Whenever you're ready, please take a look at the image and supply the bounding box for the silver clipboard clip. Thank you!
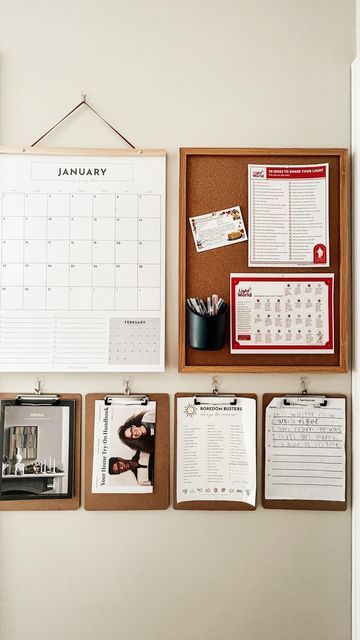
[282,377,327,407]
[194,395,237,406]
[104,377,149,406]
[193,376,238,406]
[104,395,149,406]
[283,396,327,407]
[16,394,60,406]
[16,379,59,405]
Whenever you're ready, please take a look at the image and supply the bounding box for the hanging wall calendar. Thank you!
[0,148,166,372]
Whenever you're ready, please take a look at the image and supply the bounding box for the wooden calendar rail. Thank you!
[0,147,166,156]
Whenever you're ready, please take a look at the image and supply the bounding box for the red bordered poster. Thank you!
[230,273,334,354]
[248,164,329,267]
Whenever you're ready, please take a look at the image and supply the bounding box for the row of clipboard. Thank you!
[0,388,347,511]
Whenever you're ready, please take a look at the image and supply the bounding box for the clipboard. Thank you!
[262,393,347,511]
[174,392,257,511]
[85,393,169,510]
[0,392,81,511]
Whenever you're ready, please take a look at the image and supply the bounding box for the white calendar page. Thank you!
[0,149,166,372]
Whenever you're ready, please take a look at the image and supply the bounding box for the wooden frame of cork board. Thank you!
[262,393,347,511]
[174,392,257,511]
[0,393,81,511]
[178,148,349,373]
[84,393,169,510]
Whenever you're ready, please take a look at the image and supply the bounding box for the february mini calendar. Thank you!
[0,149,166,372]
[230,273,334,354]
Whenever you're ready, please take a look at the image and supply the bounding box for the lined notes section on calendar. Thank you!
[0,150,166,371]
[54,317,107,367]
[0,313,162,371]
[0,316,53,365]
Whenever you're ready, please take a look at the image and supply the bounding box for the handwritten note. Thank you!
[265,396,346,501]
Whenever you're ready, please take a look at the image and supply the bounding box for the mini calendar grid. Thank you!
[0,149,166,372]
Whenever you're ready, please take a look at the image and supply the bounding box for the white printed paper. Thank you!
[189,206,247,252]
[265,396,345,501]
[248,164,329,267]
[0,151,166,371]
[176,396,256,505]
[92,400,156,494]
[230,273,334,354]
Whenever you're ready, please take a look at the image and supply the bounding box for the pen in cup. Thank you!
[187,294,225,317]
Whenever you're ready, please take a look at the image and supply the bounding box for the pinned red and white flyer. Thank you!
[230,273,334,354]
[248,164,329,267]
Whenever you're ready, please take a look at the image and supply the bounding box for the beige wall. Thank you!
[0,1,355,639]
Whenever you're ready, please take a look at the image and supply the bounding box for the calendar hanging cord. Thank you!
[30,97,136,149]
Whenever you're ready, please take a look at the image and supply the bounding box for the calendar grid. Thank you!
[0,192,161,313]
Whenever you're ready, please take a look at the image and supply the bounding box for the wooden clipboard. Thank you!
[0,393,81,511]
[85,393,169,510]
[262,393,347,511]
[174,392,257,511]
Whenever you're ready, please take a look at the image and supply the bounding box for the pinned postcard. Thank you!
[189,206,247,252]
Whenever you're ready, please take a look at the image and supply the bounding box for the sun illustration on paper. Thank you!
[184,403,197,418]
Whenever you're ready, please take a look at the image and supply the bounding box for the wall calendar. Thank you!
[0,148,166,372]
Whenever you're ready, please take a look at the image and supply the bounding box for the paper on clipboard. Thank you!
[176,395,256,505]
[91,399,156,494]
[265,396,346,502]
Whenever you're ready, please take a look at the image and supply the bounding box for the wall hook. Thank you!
[211,376,219,395]
[123,377,131,396]
[300,376,308,395]
[34,377,44,395]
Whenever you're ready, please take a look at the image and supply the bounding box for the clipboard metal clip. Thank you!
[283,378,327,407]
[16,378,59,405]
[104,395,149,406]
[104,377,149,406]
[193,376,237,406]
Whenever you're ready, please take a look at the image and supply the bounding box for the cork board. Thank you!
[0,393,81,511]
[262,393,347,511]
[84,393,169,510]
[179,148,349,372]
[174,392,257,511]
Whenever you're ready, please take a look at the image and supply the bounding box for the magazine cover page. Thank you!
[92,401,156,493]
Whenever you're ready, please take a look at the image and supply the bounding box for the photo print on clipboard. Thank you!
[0,399,75,501]
[92,400,156,494]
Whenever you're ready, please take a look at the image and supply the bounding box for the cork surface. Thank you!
[179,148,349,372]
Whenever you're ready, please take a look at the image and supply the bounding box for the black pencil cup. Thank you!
[187,304,227,350]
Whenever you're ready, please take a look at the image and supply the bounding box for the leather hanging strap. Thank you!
[31,99,136,148]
